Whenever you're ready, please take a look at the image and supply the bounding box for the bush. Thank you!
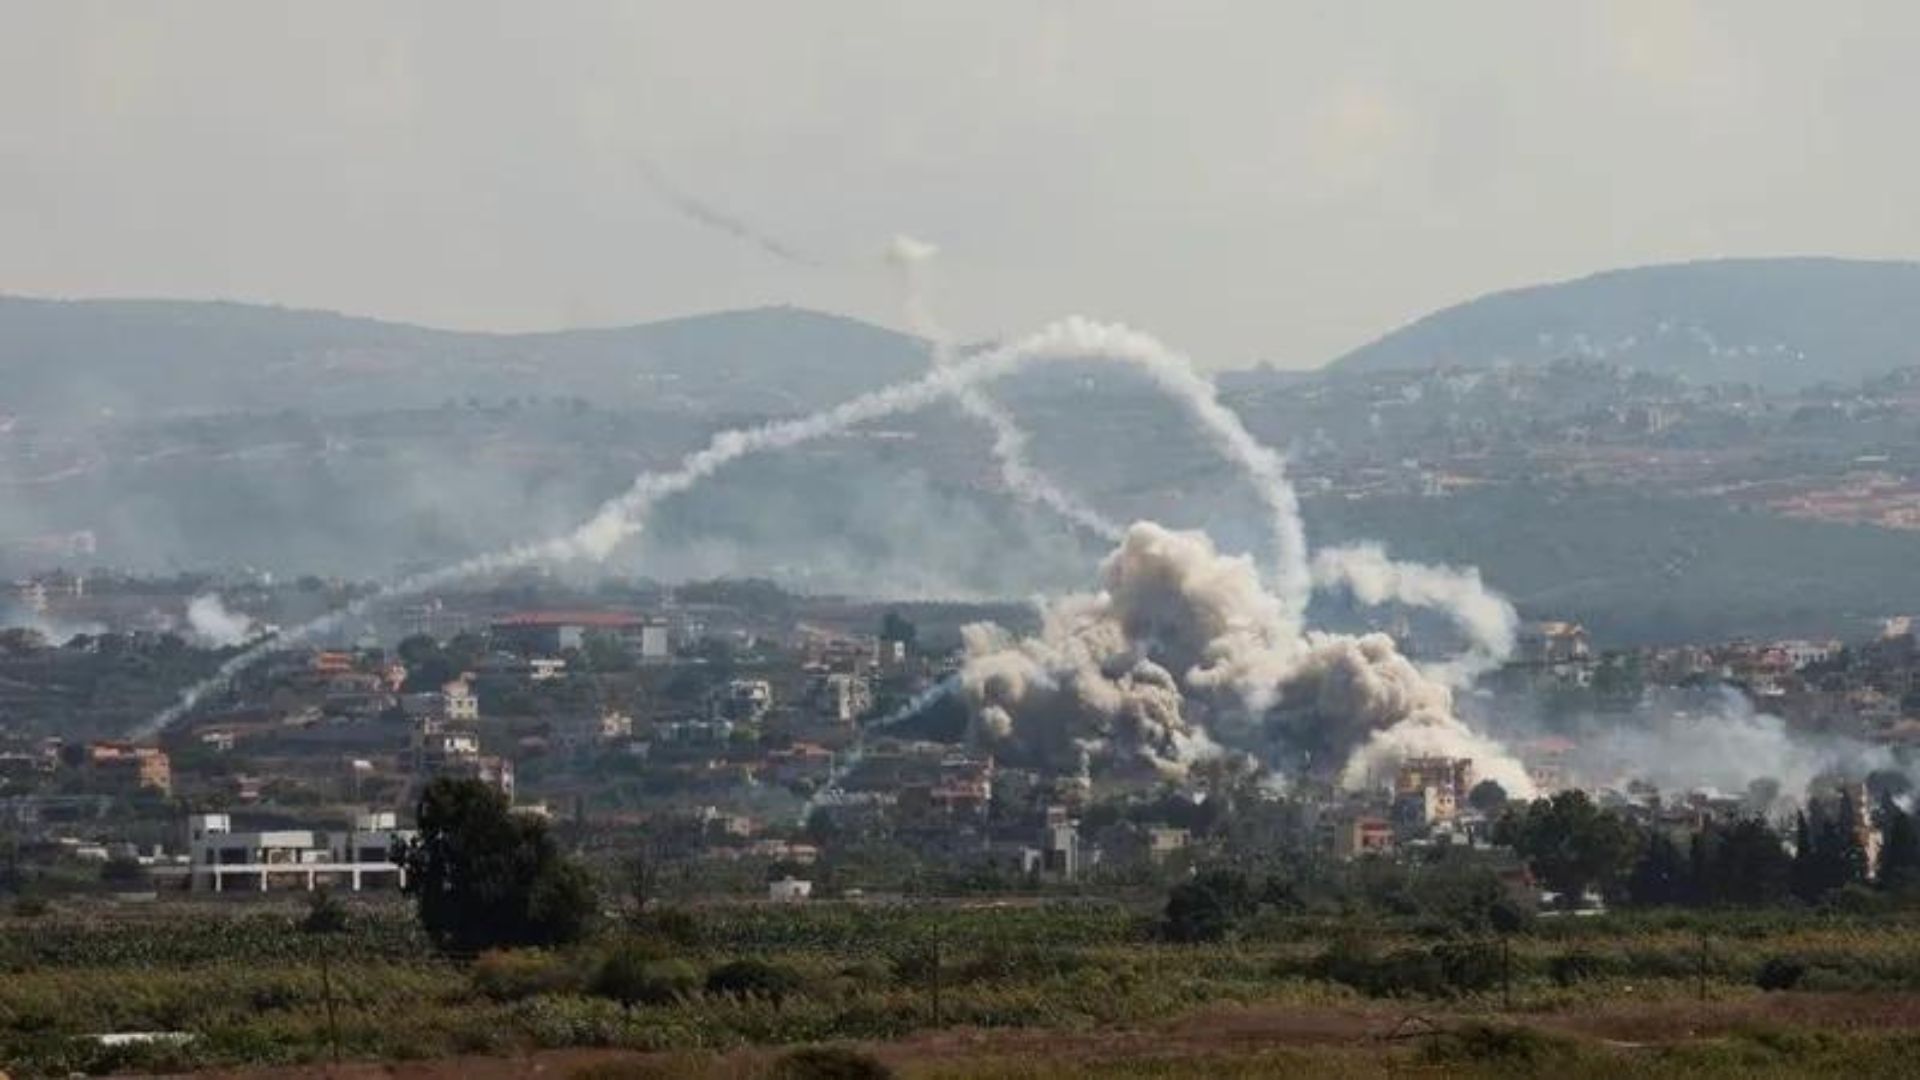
[1312,940,1501,997]
[472,948,582,1001]
[1548,949,1612,987]
[770,1045,895,1079]
[591,945,699,1006]
[1756,955,1808,992]
[705,958,804,1002]
[1420,1022,1576,1067]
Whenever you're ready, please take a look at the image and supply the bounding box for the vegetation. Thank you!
[397,777,600,953]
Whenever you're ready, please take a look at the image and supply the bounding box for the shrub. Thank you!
[1420,1022,1576,1067]
[1312,940,1501,997]
[592,949,700,1007]
[1548,949,1611,987]
[770,1045,895,1079]
[473,949,584,1002]
[1755,955,1808,992]
[706,958,805,1002]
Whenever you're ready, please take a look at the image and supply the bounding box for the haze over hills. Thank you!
[11,261,1920,643]
[1331,257,1920,391]
[0,297,928,421]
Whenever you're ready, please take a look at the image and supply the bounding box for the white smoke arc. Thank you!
[1310,543,1519,685]
[136,316,1287,737]
[888,235,1123,543]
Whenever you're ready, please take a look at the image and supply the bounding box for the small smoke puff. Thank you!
[887,234,940,266]
[186,593,257,648]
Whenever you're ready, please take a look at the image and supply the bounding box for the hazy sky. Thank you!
[3,1,1917,368]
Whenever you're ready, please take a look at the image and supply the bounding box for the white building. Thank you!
[819,673,873,723]
[186,811,413,893]
[639,621,671,662]
[768,876,812,903]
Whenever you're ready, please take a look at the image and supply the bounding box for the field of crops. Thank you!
[9,899,1920,1076]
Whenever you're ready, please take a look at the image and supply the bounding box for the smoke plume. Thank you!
[958,521,1534,793]
[1311,543,1518,685]
[185,593,260,648]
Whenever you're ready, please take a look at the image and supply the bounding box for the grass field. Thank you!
[9,898,1920,1076]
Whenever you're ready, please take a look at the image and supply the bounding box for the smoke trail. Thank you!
[638,156,819,267]
[135,317,1267,737]
[887,235,1122,543]
[799,674,961,823]
[1310,543,1518,685]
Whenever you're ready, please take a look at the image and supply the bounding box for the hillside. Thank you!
[1330,257,1920,390]
[0,298,928,420]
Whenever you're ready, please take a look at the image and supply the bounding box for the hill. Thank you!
[0,297,928,420]
[1329,257,1920,390]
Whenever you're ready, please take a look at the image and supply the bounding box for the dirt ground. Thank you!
[171,992,1920,1079]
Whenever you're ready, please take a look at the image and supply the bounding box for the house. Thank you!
[491,611,646,655]
[186,811,413,893]
[1327,812,1394,859]
[83,742,172,795]
[769,876,812,903]
[1146,826,1191,865]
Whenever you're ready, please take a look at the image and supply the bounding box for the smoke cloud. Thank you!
[958,521,1534,794]
[185,592,260,648]
[1311,543,1519,685]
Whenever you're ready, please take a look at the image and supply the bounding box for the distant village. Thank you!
[3,568,1918,907]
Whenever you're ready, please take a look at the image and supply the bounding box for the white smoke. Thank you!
[958,521,1534,793]
[185,593,259,648]
[1568,687,1898,800]
[1311,543,1518,685]
[887,235,1122,543]
[136,310,1519,796]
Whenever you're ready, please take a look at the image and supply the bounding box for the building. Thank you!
[815,672,873,723]
[1042,805,1084,881]
[186,811,413,893]
[84,742,172,795]
[1327,812,1394,859]
[491,611,646,655]
[1394,757,1475,803]
[639,620,671,662]
[1146,826,1192,865]
[769,876,812,903]
[1519,622,1592,665]
[715,680,773,723]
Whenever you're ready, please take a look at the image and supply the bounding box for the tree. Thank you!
[1693,818,1792,907]
[1467,780,1509,815]
[1494,791,1640,908]
[1627,830,1693,907]
[880,611,917,652]
[397,778,598,953]
[1792,795,1869,903]
[1162,867,1256,942]
[301,888,349,1064]
[1877,797,1920,893]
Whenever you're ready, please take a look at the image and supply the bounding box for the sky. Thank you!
[2,1,1918,369]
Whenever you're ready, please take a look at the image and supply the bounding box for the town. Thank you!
[5,568,1915,914]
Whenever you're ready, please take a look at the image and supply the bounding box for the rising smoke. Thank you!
[136,309,1534,797]
[957,521,1536,795]
[184,593,261,648]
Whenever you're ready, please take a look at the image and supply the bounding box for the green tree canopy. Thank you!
[1494,791,1640,908]
[397,778,597,953]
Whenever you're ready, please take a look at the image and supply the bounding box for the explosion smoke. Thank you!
[958,522,1535,794]
[185,593,260,648]
[1310,543,1519,685]
[138,312,1525,797]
